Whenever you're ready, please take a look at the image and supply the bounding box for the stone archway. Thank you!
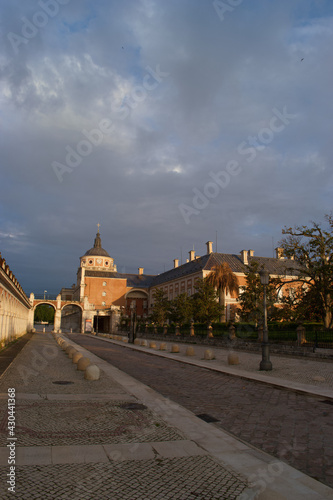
[61,304,82,333]
[33,302,56,332]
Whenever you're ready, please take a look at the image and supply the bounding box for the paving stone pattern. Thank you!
[72,334,333,489]
[0,399,184,446]
[0,456,247,500]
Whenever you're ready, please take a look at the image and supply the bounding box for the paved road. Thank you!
[72,334,333,490]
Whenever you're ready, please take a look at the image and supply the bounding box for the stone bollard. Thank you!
[72,352,83,364]
[65,345,74,354]
[228,352,239,365]
[297,324,306,346]
[159,343,167,351]
[84,364,100,380]
[134,339,141,345]
[68,348,77,359]
[171,344,180,353]
[149,341,157,349]
[43,327,45,333]
[190,322,195,337]
[140,339,148,347]
[204,349,215,360]
[62,342,69,351]
[186,346,195,356]
[77,357,91,371]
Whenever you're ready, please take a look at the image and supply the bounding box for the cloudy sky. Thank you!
[0,0,332,295]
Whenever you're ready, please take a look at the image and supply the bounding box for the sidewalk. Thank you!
[0,332,331,499]
[99,334,333,399]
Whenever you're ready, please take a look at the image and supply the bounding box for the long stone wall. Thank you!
[0,253,33,348]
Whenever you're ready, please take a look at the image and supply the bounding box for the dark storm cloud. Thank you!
[0,0,332,293]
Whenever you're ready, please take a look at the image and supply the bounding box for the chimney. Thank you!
[275,247,284,260]
[206,241,213,255]
[189,250,195,262]
[173,259,179,268]
[240,250,248,265]
[248,249,254,257]
[138,267,144,275]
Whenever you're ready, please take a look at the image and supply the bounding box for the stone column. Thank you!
[190,321,195,337]
[207,324,213,338]
[228,324,236,340]
[297,324,306,345]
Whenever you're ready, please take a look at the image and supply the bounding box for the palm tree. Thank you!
[206,262,239,322]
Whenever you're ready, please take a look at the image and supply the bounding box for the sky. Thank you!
[0,0,332,295]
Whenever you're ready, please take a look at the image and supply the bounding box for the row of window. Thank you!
[82,259,112,267]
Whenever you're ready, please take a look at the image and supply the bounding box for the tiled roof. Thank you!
[151,252,301,287]
[151,255,211,286]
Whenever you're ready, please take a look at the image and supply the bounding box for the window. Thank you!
[88,259,93,265]
[102,301,106,306]
[103,281,107,286]
[102,291,106,297]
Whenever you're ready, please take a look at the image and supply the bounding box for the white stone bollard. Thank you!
[171,344,180,353]
[84,364,100,380]
[72,352,83,364]
[77,357,91,371]
[228,352,239,365]
[204,349,215,360]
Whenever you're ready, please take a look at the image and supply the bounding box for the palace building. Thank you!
[60,228,300,333]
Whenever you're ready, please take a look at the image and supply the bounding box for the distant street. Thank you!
[72,334,333,489]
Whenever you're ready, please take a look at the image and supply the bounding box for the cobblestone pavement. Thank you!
[0,456,246,500]
[0,399,184,446]
[167,342,333,389]
[72,334,333,489]
[0,334,249,499]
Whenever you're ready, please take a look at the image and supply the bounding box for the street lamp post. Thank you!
[96,310,99,335]
[44,290,47,300]
[259,269,272,371]
[129,301,136,343]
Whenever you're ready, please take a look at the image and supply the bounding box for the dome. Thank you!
[84,231,111,258]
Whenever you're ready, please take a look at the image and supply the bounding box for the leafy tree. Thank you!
[206,262,239,322]
[277,284,323,323]
[191,279,222,325]
[34,304,55,323]
[150,289,169,325]
[237,261,281,324]
[169,293,193,325]
[280,215,333,329]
